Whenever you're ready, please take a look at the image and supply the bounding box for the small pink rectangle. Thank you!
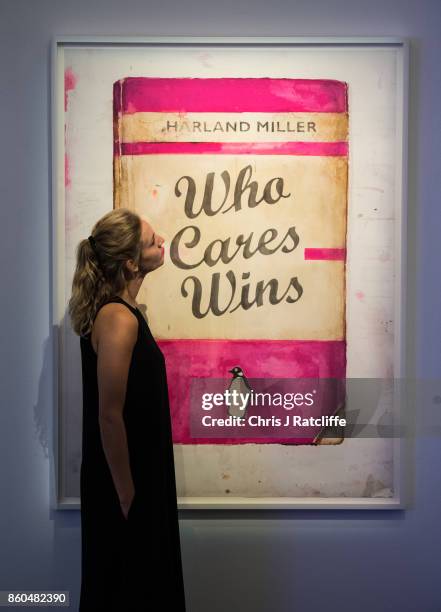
[304,248,346,261]
[118,141,348,157]
[114,78,348,114]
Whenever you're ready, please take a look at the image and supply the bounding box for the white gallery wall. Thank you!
[0,1,440,611]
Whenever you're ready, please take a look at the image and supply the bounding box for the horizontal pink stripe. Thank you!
[304,248,347,261]
[113,78,348,114]
[117,141,348,156]
[158,339,346,445]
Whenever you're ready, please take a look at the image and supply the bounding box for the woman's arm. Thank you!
[95,304,138,513]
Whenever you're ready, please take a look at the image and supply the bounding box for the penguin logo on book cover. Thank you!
[226,366,252,420]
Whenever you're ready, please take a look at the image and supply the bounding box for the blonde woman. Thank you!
[68,208,186,611]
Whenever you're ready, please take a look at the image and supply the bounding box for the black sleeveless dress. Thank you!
[79,295,186,611]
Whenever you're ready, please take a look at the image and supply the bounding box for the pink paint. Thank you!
[159,338,346,444]
[355,291,365,300]
[64,67,77,112]
[64,68,77,188]
[64,122,71,189]
[113,77,348,114]
[65,153,70,188]
[118,141,348,157]
[304,248,346,261]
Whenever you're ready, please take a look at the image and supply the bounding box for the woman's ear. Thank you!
[125,258,139,274]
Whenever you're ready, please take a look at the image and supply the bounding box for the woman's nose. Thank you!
[157,235,164,247]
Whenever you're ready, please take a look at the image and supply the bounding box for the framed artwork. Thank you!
[52,36,409,509]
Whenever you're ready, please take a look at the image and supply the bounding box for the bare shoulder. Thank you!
[92,302,138,352]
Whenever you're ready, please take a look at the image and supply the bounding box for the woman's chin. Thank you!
[153,258,165,271]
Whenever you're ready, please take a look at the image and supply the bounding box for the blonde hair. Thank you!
[68,208,142,337]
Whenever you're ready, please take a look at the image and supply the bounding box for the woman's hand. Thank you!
[120,490,135,520]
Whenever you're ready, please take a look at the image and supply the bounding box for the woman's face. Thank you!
[137,219,165,275]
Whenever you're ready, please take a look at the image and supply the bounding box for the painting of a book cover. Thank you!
[113,77,348,446]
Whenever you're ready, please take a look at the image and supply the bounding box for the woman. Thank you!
[68,208,186,611]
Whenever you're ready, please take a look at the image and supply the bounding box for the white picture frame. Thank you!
[52,36,409,510]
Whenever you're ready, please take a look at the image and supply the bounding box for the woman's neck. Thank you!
[117,276,145,308]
